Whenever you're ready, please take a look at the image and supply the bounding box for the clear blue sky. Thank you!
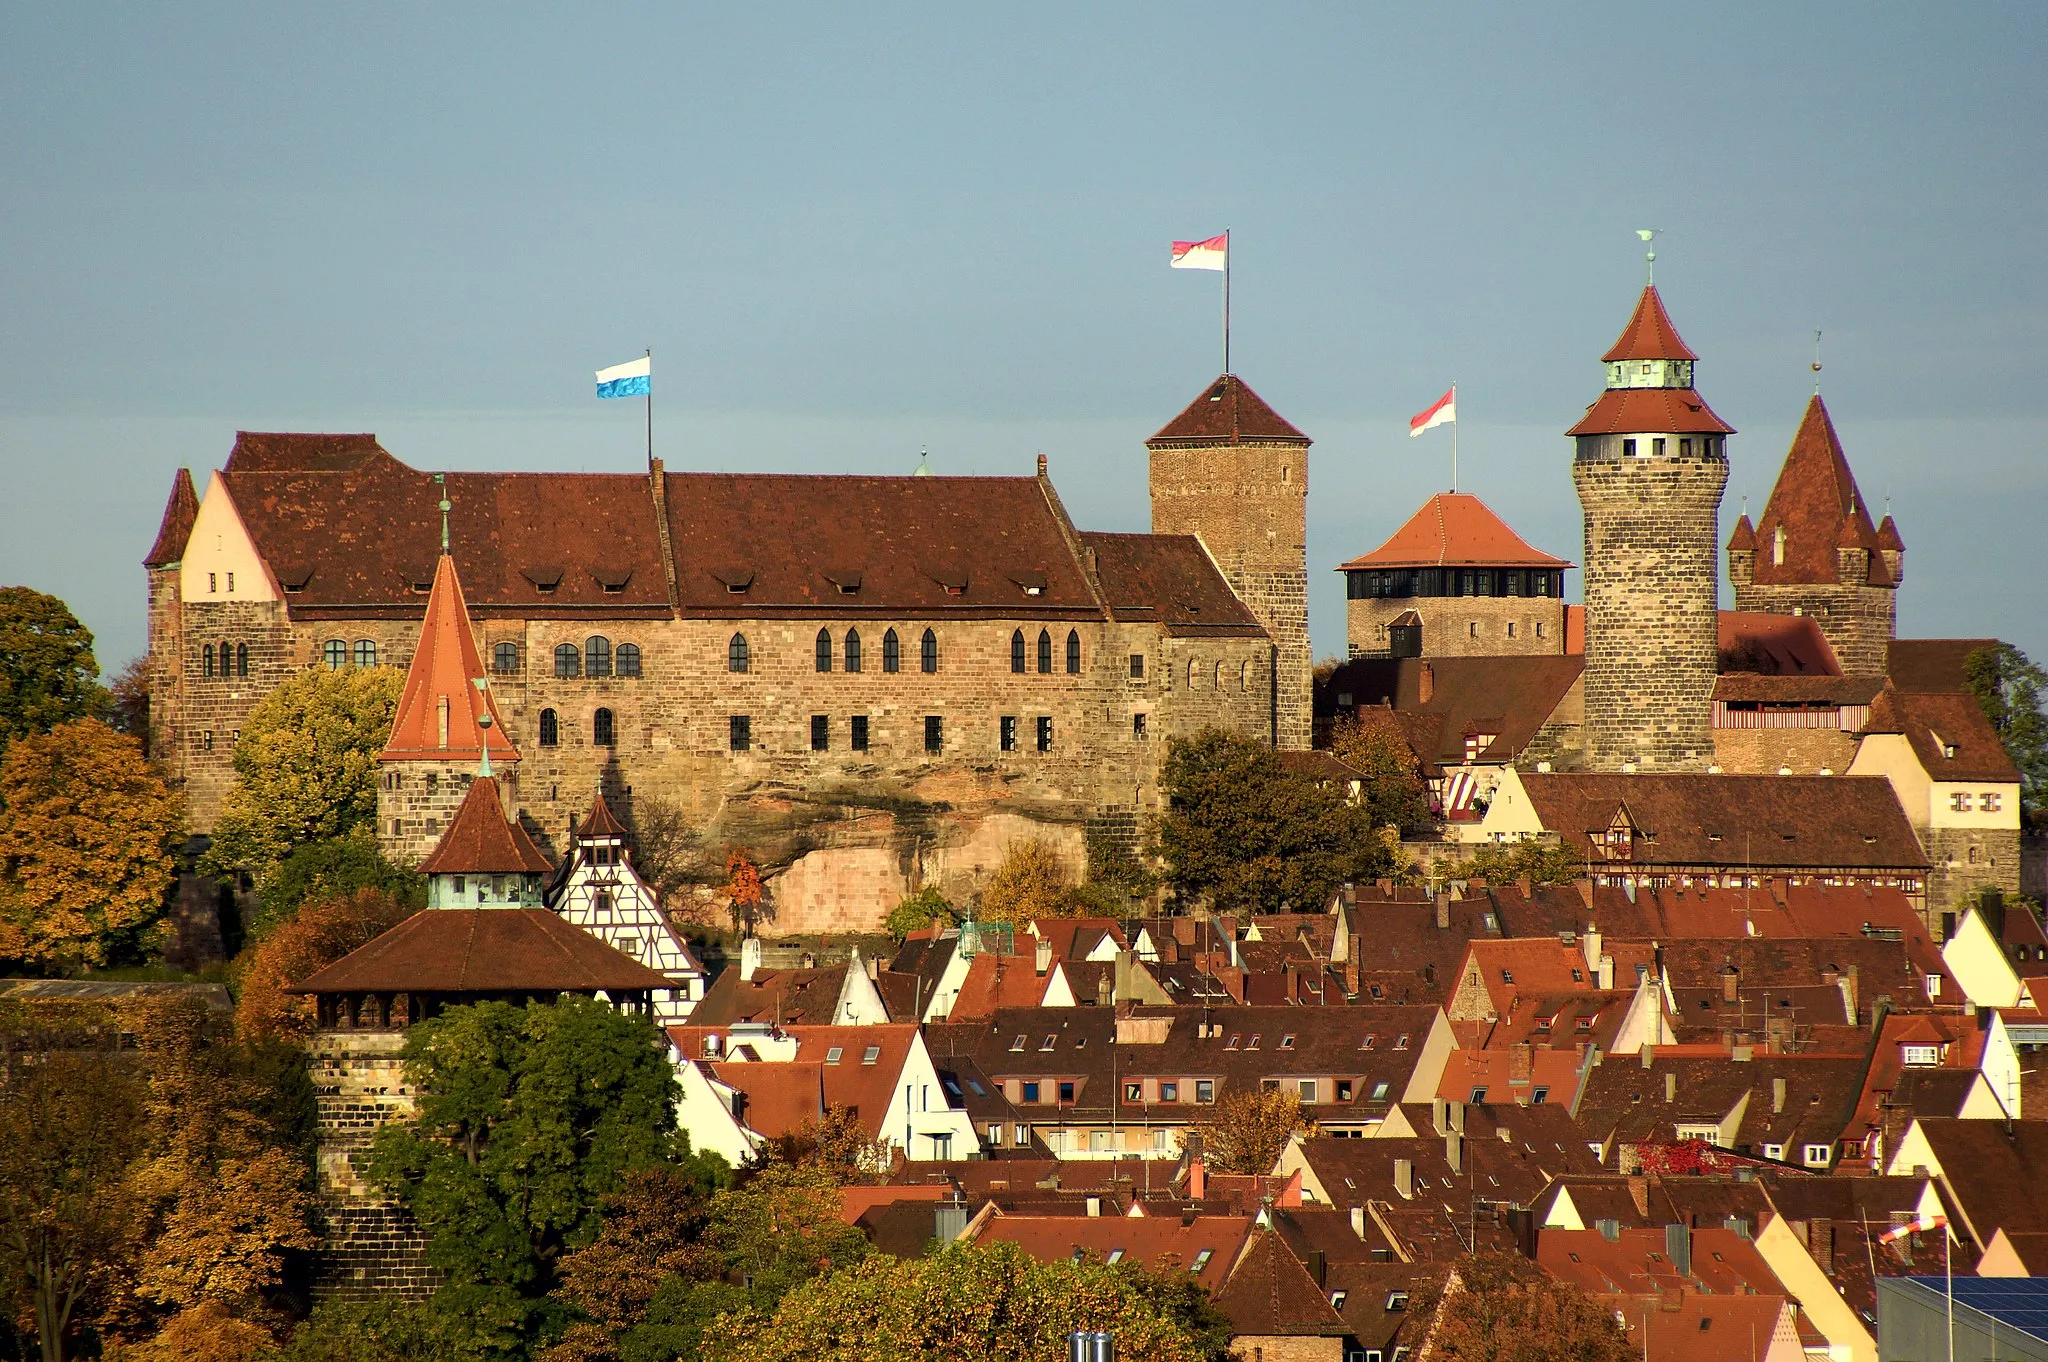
[3,2,2043,672]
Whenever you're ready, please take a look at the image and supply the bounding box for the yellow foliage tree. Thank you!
[0,718,182,967]
[1179,1085,1320,1175]
[977,839,1072,924]
[201,665,404,885]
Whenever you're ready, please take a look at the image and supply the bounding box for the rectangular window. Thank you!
[861,1045,880,1064]
[924,716,943,754]
[1129,653,1145,679]
[1803,1144,1832,1167]
[729,715,751,751]
[207,572,217,593]
[987,1123,1003,1146]
[1298,1079,1317,1101]
[1335,1079,1354,1101]
[825,1046,843,1064]
[226,572,234,592]
[1902,1044,1940,1066]
[1194,1080,1214,1104]
[1000,716,1018,752]
[1124,1082,1142,1102]
[1015,1122,1029,1146]
[1161,1081,1178,1102]
[1622,438,1637,457]
[1680,438,1693,456]
[1652,437,1667,456]
[1531,1086,1549,1104]
[1132,712,1147,739]
[1951,792,1973,812]
[1469,1086,1487,1104]
[1036,716,1053,752]
[1022,1081,1041,1103]
[1058,1080,1075,1103]
[810,715,829,751]
[850,715,869,751]
[1983,792,2003,812]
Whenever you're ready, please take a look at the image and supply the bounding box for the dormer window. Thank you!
[711,567,754,595]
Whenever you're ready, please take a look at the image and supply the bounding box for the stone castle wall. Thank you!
[308,1031,436,1300]
[1148,440,1311,750]
[1923,825,2023,934]
[1727,573,1897,677]
[1709,727,1860,776]
[1574,453,1727,772]
[1347,595,1567,659]
[170,597,298,828]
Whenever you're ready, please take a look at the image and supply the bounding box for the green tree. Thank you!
[367,998,713,1357]
[704,1240,1210,1362]
[201,666,404,885]
[0,587,106,759]
[1424,1254,1632,1362]
[0,718,183,968]
[885,885,956,942]
[0,1043,149,1362]
[1157,729,1372,913]
[276,1296,452,1362]
[1445,838,1583,889]
[251,833,424,940]
[1966,642,2048,821]
[978,839,1073,924]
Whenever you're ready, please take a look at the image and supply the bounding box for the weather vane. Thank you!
[1812,329,1823,394]
[434,472,451,553]
[1636,228,1660,284]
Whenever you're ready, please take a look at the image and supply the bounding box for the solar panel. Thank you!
[1902,1276,2048,1342]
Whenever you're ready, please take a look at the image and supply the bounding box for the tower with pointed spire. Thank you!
[376,555,521,862]
[1724,396,1900,676]
[1146,375,1312,750]
[1568,286,1733,772]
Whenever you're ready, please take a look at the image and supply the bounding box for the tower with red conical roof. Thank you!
[1568,285,1733,772]
[1725,395,1899,676]
[376,555,522,862]
[1147,375,1312,750]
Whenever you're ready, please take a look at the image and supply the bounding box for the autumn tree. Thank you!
[1966,642,2048,821]
[721,848,767,932]
[542,1165,724,1362]
[1158,729,1373,913]
[0,718,182,968]
[704,1240,1211,1362]
[978,838,1073,924]
[624,792,701,903]
[770,1106,895,1184]
[1329,710,1433,833]
[104,656,152,748]
[251,833,424,940]
[103,1300,278,1362]
[201,666,404,886]
[367,997,714,1357]
[234,887,417,1042]
[0,1040,149,1362]
[1424,1254,1632,1362]
[1179,1085,1319,1175]
[0,587,106,758]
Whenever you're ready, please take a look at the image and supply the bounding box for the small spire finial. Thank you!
[1636,228,1659,284]
[1812,329,1823,395]
[434,472,451,554]
[472,677,493,778]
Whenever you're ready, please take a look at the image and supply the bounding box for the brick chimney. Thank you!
[1419,662,1435,705]
[1510,1042,1535,1088]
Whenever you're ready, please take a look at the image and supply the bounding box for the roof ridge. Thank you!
[144,468,199,568]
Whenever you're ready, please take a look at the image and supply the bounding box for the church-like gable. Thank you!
[549,788,704,1025]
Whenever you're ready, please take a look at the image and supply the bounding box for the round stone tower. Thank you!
[1568,286,1733,772]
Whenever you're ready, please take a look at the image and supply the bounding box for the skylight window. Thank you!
[1041,1036,1057,1052]
[1010,1035,1027,1052]
[825,1047,843,1065]
[1191,1250,1213,1272]
[861,1045,881,1065]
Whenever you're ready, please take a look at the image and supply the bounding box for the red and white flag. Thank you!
[1410,386,1456,437]
[1880,1213,1947,1243]
[1170,233,1228,271]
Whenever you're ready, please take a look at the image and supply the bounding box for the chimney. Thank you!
[1445,1131,1464,1174]
[1036,453,1048,478]
[1095,972,1112,1007]
[1597,955,1614,990]
[1722,962,1741,1003]
[1308,1249,1327,1287]
[1187,1157,1206,1200]
[1843,964,1860,1018]
[1664,1071,1677,1103]
[1435,893,1451,930]
[1432,1098,1450,1134]
[1812,1217,1835,1274]
[934,1201,968,1242]
[740,935,763,982]
[1035,937,1052,976]
[1596,1217,1621,1241]
[1086,1196,1101,1217]
[1509,1043,1534,1088]
[1350,1205,1366,1240]
[865,954,879,980]
[1419,662,1435,705]
[1665,1223,1692,1278]
[1583,926,1602,973]
[1394,1158,1414,1199]
[1450,1101,1466,1135]
[1772,1078,1787,1114]
[1508,1207,1538,1259]
[1114,950,1133,1003]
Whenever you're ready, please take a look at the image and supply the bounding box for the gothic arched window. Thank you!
[816,629,832,673]
[237,642,250,678]
[555,643,581,678]
[1066,630,1080,675]
[1011,630,1026,674]
[921,629,939,674]
[728,633,750,673]
[219,640,232,676]
[593,707,615,747]
[882,629,900,673]
[585,636,612,678]
[844,629,862,673]
[615,643,641,678]
[1240,659,1251,691]
[1036,629,1052,674]
[1187,659,1198,687]
[354,640,376,668]
[202,644,215,677]
[539,708,559,747]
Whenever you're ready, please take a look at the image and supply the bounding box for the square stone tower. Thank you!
[1147,375,1312,750]
[1568,286,1732,772]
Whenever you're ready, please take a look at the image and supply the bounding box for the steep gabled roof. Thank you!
[144,468,199,567]
[1718,612,1842,676]
[1602,286,1700,362]
[418,778,554,875]
[1147,374,1310,447]
[1339,492,1572,570]
[380,555,518,764]
[1888,639,1997,695]
[576,787,629,841]
[1727,514,1757,551]
[1214,1230,1349,1338]
[1864,685,2021,782]
[1752,396,1892,587]
[294,907,667,994]
[1080,532,1265,636]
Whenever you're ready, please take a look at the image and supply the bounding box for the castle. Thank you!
[142,375,1312,927]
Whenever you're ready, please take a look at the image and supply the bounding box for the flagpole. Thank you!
[1223,229,1232,376]
[1946,1226,1954,1362]
[1451,383,1458,492]
[645,347,653,470]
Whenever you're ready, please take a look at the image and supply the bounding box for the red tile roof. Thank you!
[1566,386,1735,437]
[1147,374,1310,447]
[1727,514,1757,551]
[674,1024,924,1139]
[419,778,554,875]
[1601,286,1700,362]
[294,907,668,993]
[1540,1226,1783,1295]
[144,468,199,567]
[969,1212,1254,1291]
[1080,532,1265,636]
[1319,656,1584,765]
[1339,492,1572,570]
[1750,397,1891,587]
[1717,612,1842,676]
[706,1060,826,1139]
[1888,639,1998,695]
[380,555,519,765]
[1864,685,2020,782]
[1213,1230,1348,1338]
[576,787,629,840]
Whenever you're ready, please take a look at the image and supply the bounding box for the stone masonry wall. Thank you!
[173,597,297,828]
[309,1030,437,1300]
[1348,595,1567,659]
[1148,440,1311,750]
[1728,576,1896,677]
[1574,453,1727,772]
[1923,826,2023,933]
[1709,727,1859,776]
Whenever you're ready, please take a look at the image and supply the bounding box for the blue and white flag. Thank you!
[596,355,651,399]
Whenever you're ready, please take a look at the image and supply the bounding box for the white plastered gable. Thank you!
[180,471,279,602]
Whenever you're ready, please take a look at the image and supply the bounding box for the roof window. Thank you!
[861,1045,881,1065]
[825,1046,843,1065]
[1041,1035,1057,1052]
[1361,1034,1377,1050]
[1394,1034,1410,1050]
[1280,1034,1296,1049]
[1191,1249,1213,1273]
[1010,1035,1027,1052]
